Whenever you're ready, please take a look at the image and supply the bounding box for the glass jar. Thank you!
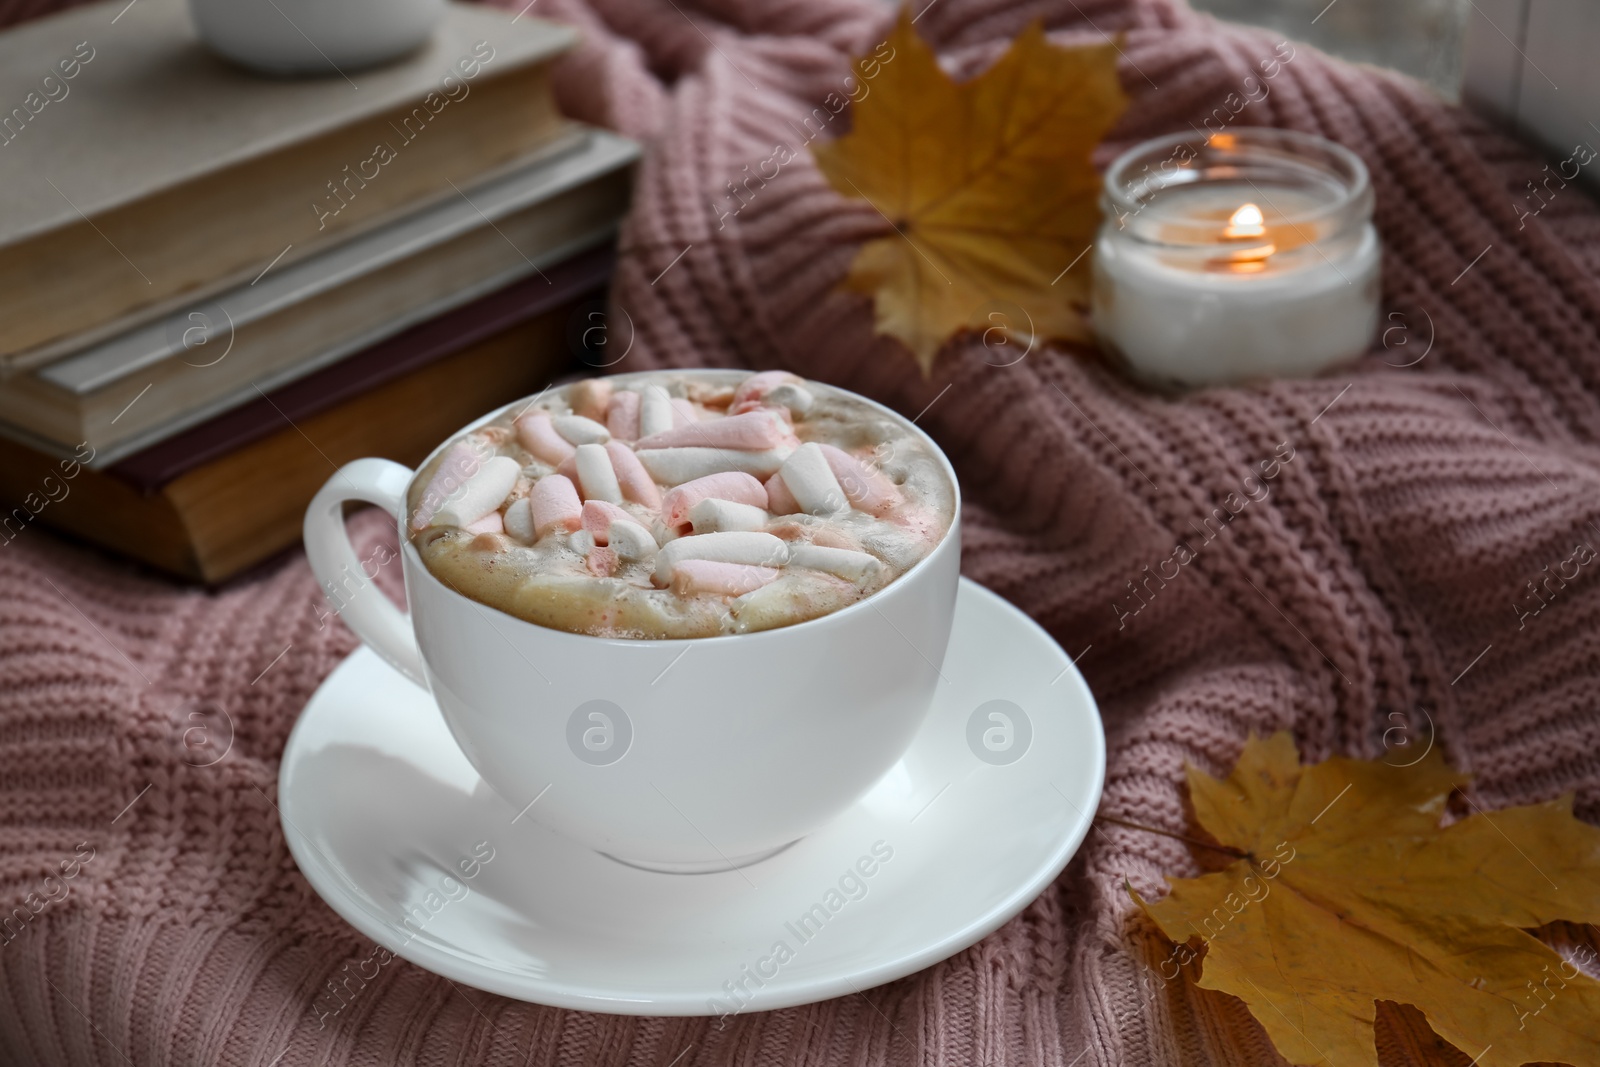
[1091,129,1380,387]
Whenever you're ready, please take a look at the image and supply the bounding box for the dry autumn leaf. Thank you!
[811,12,1127,375]
[1137,733,1600,1067]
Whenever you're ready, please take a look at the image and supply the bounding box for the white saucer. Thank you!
[278,578,1104,1015]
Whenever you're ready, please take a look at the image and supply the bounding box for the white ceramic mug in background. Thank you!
[302,371,962,871]
[189,0,446,76]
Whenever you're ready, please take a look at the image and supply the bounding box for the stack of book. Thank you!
[0,0,637,581]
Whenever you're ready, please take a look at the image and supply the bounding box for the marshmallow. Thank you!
[669,560,780,597]
[586,545,619,577]
[529,474,583,536]
[569,379,612,422]
[818,443,899,515]
[639,384,675,438]
[687,497,769,534]
[581,500,657,560]
[581,499,632,542]
[573,443,623,504]
[465,511,505,535]
[731,370,803,408]
[653,531,788,585]
[670,397,698,426]
[636,447,791,485]
[515,411,576,466]
[635,410,789,452]
[555,454,578,481]
[766,381,815,415]
[649,515,678,546]
[698,385,738,409]
[553,414,611,446]
[412,439,491,529]
[604,441,662,508]
[661,471,769,527]
[763,472,800,515]
[434,456,521,527]
[608,519,658,561]
[503,498,535,541]
[764,520,811,542]
[787,543,880,582]
[776,443,847,515]
[606,389,641,441]
[726,575,819,632]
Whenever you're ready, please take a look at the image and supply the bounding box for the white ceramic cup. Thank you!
[189,0,446,76]
[302,371,962,871]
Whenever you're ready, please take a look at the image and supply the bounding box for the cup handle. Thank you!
[303,458,427,687]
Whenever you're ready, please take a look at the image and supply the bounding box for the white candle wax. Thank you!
[1092,180,1380,386]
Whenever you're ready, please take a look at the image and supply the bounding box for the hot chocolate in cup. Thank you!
[303,370,961,870]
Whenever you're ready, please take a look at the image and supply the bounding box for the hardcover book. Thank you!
[0,0,578,360]
[0,246,614,582]
[0,129,638,459]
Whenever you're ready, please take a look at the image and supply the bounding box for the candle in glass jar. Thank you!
[1091,130,1380,387]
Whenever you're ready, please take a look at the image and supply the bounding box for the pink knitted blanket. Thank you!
[5,0,1600,1063]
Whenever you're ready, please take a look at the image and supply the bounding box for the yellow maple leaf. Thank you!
[811,12,1127,375]
[1138,733,1600,1067]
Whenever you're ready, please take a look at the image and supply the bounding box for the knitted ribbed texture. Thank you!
[3,0,1599,1063]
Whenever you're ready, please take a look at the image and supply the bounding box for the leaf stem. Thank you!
[1096,815,1252,860]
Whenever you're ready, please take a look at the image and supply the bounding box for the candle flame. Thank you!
[1209,203,1276,271]
[1224,203,1266,239]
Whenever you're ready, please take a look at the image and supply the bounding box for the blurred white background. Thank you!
[1188,0,1471,98]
